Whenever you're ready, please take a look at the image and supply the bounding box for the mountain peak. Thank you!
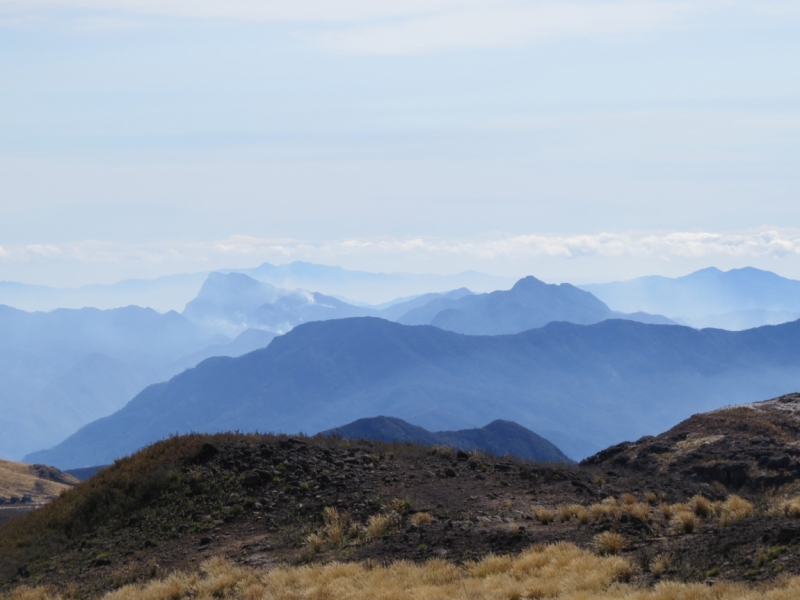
[511,275,547,290]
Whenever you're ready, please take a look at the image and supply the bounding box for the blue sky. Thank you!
[1,1,799,286]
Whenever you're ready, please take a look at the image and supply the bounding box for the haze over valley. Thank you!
[3,262,800,466]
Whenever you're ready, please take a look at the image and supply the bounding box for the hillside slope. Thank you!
[583,392,800,491]
[0,459,78,504]
[26,317,800,468]
[323,416,571,462]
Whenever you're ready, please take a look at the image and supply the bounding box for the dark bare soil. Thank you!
[4,394,800,596]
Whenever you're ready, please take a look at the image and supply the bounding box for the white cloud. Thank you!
[2,1,798,53]
[0,0,485,23]
[3,229,800,268]
[315,1,694,54]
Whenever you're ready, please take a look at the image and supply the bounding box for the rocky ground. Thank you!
[4,395,800,596]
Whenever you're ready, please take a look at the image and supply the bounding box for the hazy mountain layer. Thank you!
[399,276,675,334]
[582,267,800,328]
[187,273,674,338]
[0,305,229,459]
[322,416,572,462]
[28,316,800,469]
[182,272,378,336]
[0,273,207,313]
[229,261,514,305]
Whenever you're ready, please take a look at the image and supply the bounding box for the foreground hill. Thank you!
[27,317,800,468]
[583,267,800,329]
[323,416,572,463]
[7,397,800,595]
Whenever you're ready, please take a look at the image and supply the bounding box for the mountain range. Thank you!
[322,416,572,463]
[0,273,208,314]
[8,265,800,465]
[183,272,674,337]
[4,270,643,462]
[227,262,513,305]
[582,267,800,329]
[398,276,674,334]
[0,262,513,314]
[27,315,800,469]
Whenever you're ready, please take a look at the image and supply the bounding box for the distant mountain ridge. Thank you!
[0,273,208,313]
[0,262,511,313]
[228,261,513,305]
[322,416,572,463]
[410,275,674,335]
[185,272,674,338]
[582,267,800,329]
[27,316,800,469]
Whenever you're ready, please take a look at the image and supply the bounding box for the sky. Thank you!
[1,0,799,287]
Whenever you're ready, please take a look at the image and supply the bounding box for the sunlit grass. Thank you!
[7,543,800,600]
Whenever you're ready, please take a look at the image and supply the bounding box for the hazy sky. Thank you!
[1,1,799,287]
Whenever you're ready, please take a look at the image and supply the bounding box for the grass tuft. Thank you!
[649,553,671,577]
[720,495,754,525]
[410,512,434,526]
[592,531,625,555]
[691,495,712,518]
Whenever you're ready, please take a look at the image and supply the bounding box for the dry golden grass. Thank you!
[558,504,573,522]
[589,497,622,521]
[691,495,712,518]
[771,496,800,518]
[0,460,77,502]
[385,498,412,516]
[623,502,651,522]
[649,553,671,577]
[575,506,590,525]
[673,510,696,534]
[645,492,658,505]
[321,507,351,547]
[720,495,754,525]
[531,506,555,524]
[366,513,397,539]
[8,543,800,600]
[620,493,637,506]
[306,532,325,553]
[410,512,434,526]
[590,503,609,520]
[593,531,625,555]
